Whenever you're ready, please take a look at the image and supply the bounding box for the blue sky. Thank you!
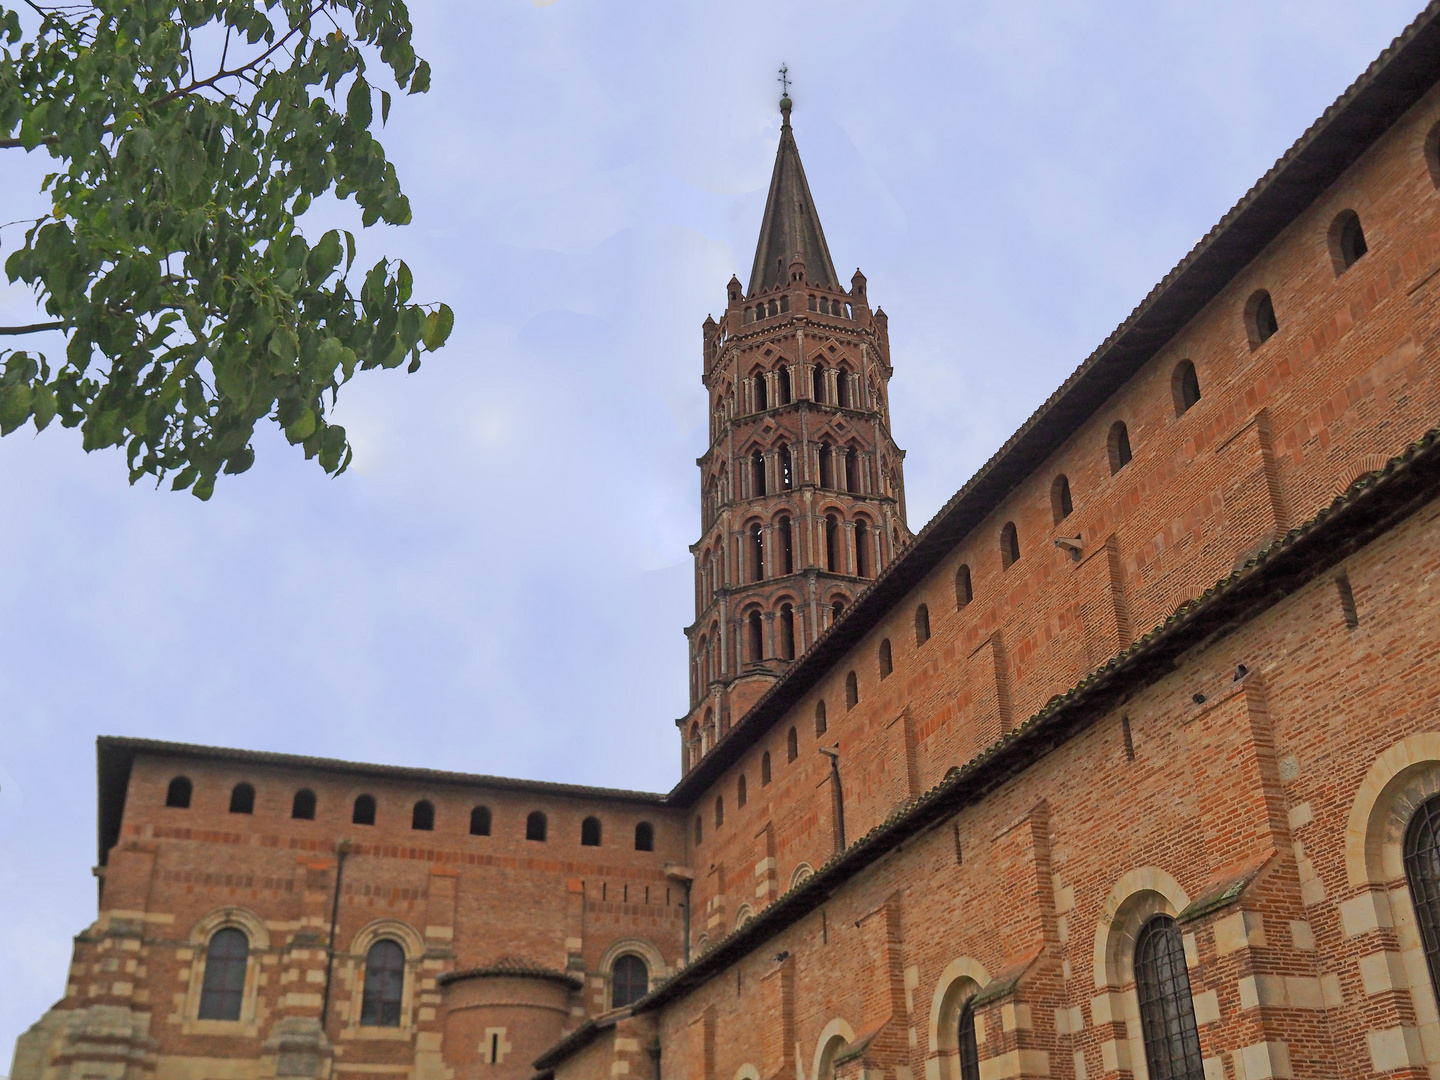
[0,0,1424,1059]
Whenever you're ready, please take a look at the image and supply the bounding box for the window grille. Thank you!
[1134,915,1204,1080]
[1405,794,1440,1006]
[361,940,405,1027]
[198,928,248,1020]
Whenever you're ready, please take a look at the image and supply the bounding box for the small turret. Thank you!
[726,275,743,308]
[850,269,867,299]
[789,254,807,285]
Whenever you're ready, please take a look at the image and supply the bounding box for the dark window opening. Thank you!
[165,776,192,809]
[845,670,858,709]
[1122,716,1136,762]
[752,450,766,496]
[714,795,724,828]
[751,522,765,581]
[412,800,434,831]
[958,1000,980,1080]
[761,752,772,786]
[470,805,492,836]
[353,794,377,826]
[634,821,654,851]
[737,774,747,807]
[836,370,851,409]
[779,445,793,490]
[581,816,602,847]
[819,442,834,488]
[197,928,249,1021]
[815,700,828,736]
[956,564,973,608]
[1134,915,1204,1080]
[825,515,840,572]
[915,604,930,645]
[879,639,893,680]
[748,609,764,663]
[787,726,798,762]
[1404,794,1440,1011]
[777,366,792,405]
[1000,522,1020,569]
[292,789,317,821]
[526,811,548,842]
[1331,209,1368,273]
[1108,421,1132,474]
[1173,360,1201,416]
[855,520,871,578]
[360,939,405,1027]
[229,782,255,815]
[831,598,845,623]
[1051,475,1073,523]
[779,516,794,574]
[1247,289,1278,346]
[779,603,795,661]
[845,448,859,493]
[753,372,767,411]
[1336,573,1359,629]
[694,815,703,844]
[612,955,649,1008]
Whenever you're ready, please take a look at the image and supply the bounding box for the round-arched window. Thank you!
[1404,793,1440,1005]
[197,927,249,1020]
[611,954,649,1008]
[360,940,406,1027]
[1134,914,1203,1080]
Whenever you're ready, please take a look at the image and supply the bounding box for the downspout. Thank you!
[820,746,845,851]
[319,837,353,1030]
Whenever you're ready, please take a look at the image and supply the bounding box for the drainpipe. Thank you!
[319,837,353,1030]
[819,746,845,851]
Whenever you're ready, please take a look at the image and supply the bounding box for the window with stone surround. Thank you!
[1133,915,1203,1080]
[197,928,248,1021]
[360,940,405,1027]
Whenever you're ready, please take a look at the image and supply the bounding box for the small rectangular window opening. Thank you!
[953,821,963,866]
[490,1033,499,1063]
[1122,716,1136,762]
[1336,573,1359,629]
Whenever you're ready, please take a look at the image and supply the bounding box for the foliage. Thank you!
[0,0,453,498]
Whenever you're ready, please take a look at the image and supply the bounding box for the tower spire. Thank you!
[746,84,838,295]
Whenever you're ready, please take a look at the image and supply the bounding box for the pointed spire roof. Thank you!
[747,96,839,295]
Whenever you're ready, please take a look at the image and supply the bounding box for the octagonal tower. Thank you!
[680,95,910,775]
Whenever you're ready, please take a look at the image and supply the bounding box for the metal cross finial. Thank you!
[778,64,791,97]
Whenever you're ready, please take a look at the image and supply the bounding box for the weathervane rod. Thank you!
[778,63,790,97]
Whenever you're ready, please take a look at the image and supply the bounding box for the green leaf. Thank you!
[409,60,431,95]
[423,303,454,350]
[31,383,56,432]
[397,260,412,304]
[381,90,391,124]
[285,407,317,443]
[0,384,32,435]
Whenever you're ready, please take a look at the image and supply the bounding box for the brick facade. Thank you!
[14,8,1440,1080]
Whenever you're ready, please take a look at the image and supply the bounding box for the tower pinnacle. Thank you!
[747,89,837,294]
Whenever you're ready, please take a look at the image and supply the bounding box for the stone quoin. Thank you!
[15,5,1440,1080]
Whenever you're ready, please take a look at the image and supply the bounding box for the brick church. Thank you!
[16,4,1440,1080]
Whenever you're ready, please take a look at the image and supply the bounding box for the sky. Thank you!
[0,0,1426,1060]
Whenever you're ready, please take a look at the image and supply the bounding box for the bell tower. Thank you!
[679,93,909,775]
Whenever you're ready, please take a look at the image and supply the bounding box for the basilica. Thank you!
[15,5,1440,1080]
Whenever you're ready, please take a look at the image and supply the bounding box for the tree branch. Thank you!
[0,320,67,335]
[0,136,59,148]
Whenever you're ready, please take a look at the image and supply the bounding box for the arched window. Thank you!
[292,789,317,820]
[845,670,858,709]
[819,441,834,488]
[956,564,972,608]
[915,603,930,645]
[748,608,764,663]
[1000,522,1020,569]
[360,940,406,1027]
[845,447,859,493]
[878,639,893,679]
[752,450,766,497]
[855,519,871,578]
[1246,289,1278,347]
[526,811,547,842]
[634,821,654,851]
[1134,915,1204,1080]
[777,366,792,405]
[815,700,827,736]
[779,445,793,490]
[581,816,602,846]
[1404,794,1440,1006]
[165,776,192,808]
[1427,119,1440,188]
[714,795,724,828]
[779,603,796,660]
[611,954,649,1008]
[750,522,764,581]
[198,928,249,1021]
[1108,421,1132,474]
[831,598,845,623]
[779,516,794,574]
[1051,475,1073,523]
[957,999,980,1080]
[825,514,840,571]
[353,794,377,826]
[814,366,828,404]
[737,773,747,807]
[761,751,772,786]
[787,726,798,762]
[412,800,434,831]
[753,372,767,411]
[1172,360,1201,416]
[836,368,851,409]
[229,782,255,814]
[470,805,491,836]
[1329,209,1368,273]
